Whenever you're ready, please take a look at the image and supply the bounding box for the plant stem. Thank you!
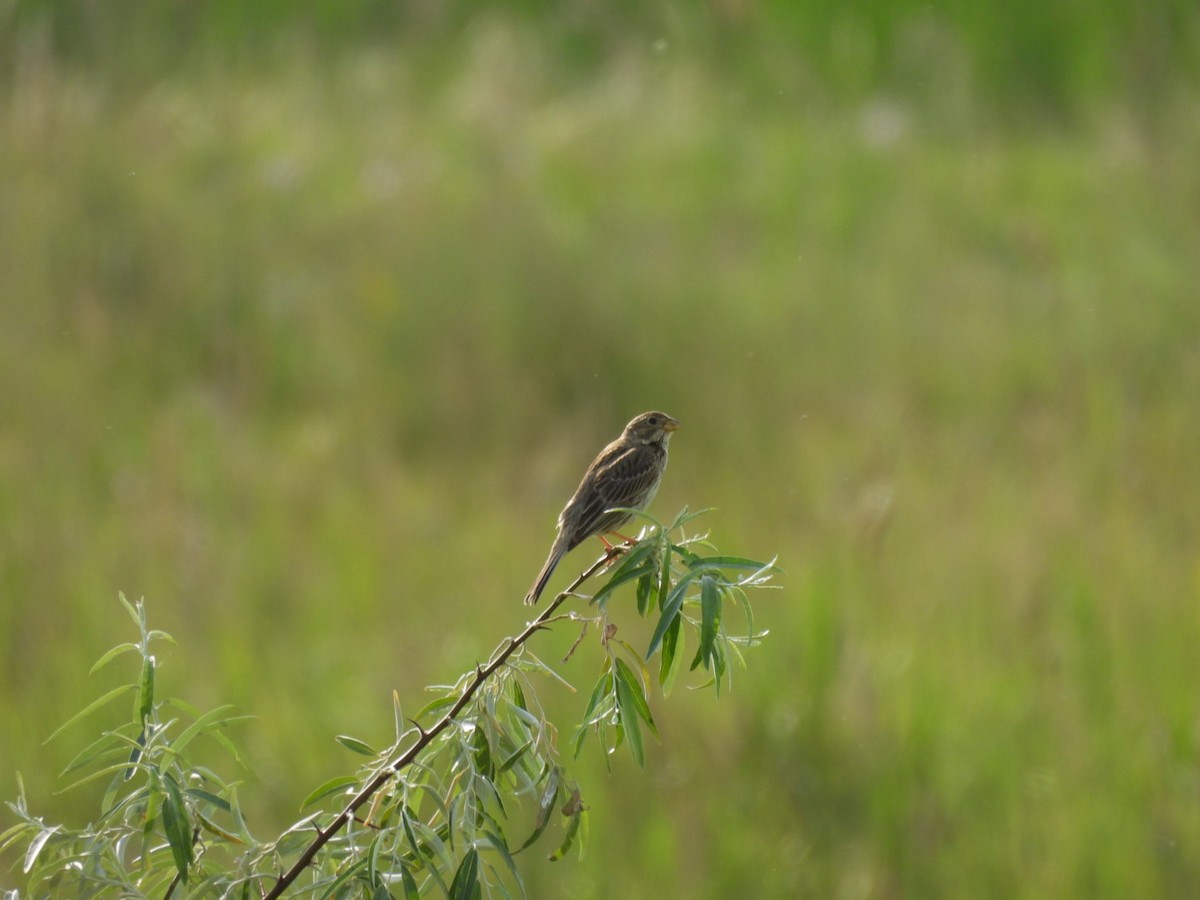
[264,552,614,899]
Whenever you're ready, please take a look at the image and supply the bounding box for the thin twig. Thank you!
[263,553,615,899]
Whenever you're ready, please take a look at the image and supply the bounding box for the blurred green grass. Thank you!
[3,4,1200,897]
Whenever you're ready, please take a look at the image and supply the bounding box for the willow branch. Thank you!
[264,551,616,899]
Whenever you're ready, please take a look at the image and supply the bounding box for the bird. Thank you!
[525,411,680,606]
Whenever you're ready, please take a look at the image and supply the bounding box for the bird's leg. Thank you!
[599,529,639,552]
[596,535,629,567]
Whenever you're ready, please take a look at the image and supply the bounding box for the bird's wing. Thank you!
[566,443,662,551]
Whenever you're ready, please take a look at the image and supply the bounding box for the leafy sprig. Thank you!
[3,510,777,897]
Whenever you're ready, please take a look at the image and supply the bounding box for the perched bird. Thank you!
[525,411,680,606]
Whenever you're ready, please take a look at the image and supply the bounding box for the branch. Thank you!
[264,551,616,899]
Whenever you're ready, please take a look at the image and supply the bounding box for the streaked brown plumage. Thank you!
[524,411,680,605]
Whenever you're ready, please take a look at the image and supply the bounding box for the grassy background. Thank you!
[3,1,1200,896]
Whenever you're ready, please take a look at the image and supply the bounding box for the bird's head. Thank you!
[623,411,681,446]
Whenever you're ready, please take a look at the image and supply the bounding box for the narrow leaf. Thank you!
[647,572,701,659]
[448,847,480,900]
[119,592,141,628]
[125,726,146,781]
[59,729,130,776]
[636,572,653,616]
[613,658,657,736]
[613,673,644,766]
[590,560,654,608]
[481,830,524,893]
[89,642,140,675]
[517,768,559,852]
[604,538,657,581]
[497,738,534,775]
[696,575,721,670]
[548,792,585,862]
[186,788,232,812]
[22,826,58,874]
[44,684,136,743]
[195,809,242,844]
[687,555,781,572]
[335,734,377,756]
[161,774,194,882]
[576,670,610,727]
[400,866,421,900]
[137,655,155,723]
[660,615,685,696]
[413,694,458,721]
[57,760,149,795]
[301,776,360,810]
[162,705,248,764]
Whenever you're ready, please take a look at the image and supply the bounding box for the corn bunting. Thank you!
[525,411,680,605]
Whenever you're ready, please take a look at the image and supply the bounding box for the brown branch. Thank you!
[264,552,615,899]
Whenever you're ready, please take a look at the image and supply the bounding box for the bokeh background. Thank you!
[3,0,1199,896]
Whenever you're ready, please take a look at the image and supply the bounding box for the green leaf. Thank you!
[659,614,685,696]
[400,807,424,862]
[125,726,146,781]
[57,760,149,795]
[448,847,480,900]
[571,668,615,759]
[648,570,704,659]
[480,830,524,894]
[576,667,610,726]
[517,768,559,852]
[195,808,243,844]
[22,825,59,874]
[614,670,645,766]
[413,694,458,722]
[317,854,368,899]
[548,791,586,862]
[496,737,534,774]
[44,684,136,743]
[161,773,194,883]
[189,787,233,813]
[99,767,126,816]
[657,541,672,610]
[693,575,721,672]
[636,571,654,616]
[614,658,657,734]
[0,823,34,857]
[666,505,712,532]
[162,704,242,760]
[606,537,657,581]
[510,680,527,711]
[119,592,142,629]
[59,729,131,776]
[367,829,386,890]
[686,554,780,572]
[713,632,728,681]
[399,865,421,900]
[335,734,377,756]
[590,559,655,608]
[89,642,140,674]
[137,655,155,723]
[301,776,360,810]
[472,724,494,779]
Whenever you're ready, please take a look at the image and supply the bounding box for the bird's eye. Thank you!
[648,417,658,425]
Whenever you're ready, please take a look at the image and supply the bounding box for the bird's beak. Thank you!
[663,418,681,432]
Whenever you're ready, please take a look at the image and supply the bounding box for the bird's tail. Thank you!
[525,539,567,606]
